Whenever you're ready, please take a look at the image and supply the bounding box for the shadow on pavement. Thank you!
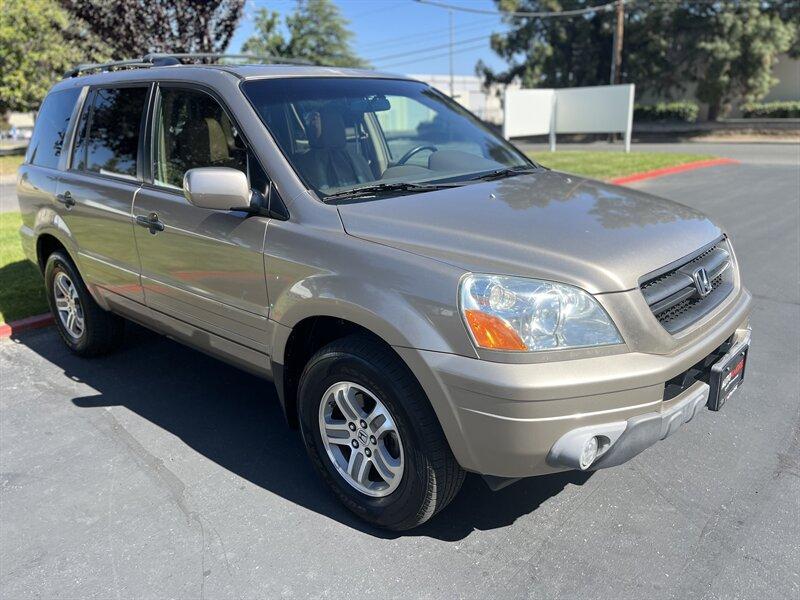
[12,323,591,541]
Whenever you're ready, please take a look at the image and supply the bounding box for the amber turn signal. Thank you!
[464,310,527,351]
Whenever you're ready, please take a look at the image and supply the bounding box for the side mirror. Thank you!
[183,167,250,211]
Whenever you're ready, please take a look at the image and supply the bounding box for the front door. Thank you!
[132,84,272,356]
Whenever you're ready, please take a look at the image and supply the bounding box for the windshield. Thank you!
[241,77,534,199]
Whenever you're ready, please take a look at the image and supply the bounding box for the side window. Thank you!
[26,88,81,169]
[153,87,247,189]
[71,86,148,179]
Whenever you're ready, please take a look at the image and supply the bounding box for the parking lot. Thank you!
[1,143,798,599]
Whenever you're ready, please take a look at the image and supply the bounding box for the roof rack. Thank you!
[64,53,314,78]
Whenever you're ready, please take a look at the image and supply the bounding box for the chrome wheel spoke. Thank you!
[55,277,71,298]
[372,444,402,482]
[369,412,395,439]
[334,386,363,421]
[347,450,371,487]
[324,421,351,446]
[55,298,70,312]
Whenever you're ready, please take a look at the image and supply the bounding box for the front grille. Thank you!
[640,237,734,334]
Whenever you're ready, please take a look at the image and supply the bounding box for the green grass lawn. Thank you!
[0,154,24,178]
[0,212,48,324]
[529,150,713,180]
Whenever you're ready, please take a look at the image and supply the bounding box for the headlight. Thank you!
[459,274,622,352]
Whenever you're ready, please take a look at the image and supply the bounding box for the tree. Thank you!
[692,2,795,120]
[242,0,368,67]
[241,9,286,58]
[0,0,107,113]
[478,0,615,89]
[479,0,797,120]
[59,0,245,58]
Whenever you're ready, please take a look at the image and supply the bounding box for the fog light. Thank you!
[579,436,599,470]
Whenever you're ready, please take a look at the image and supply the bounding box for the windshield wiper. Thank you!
[464,166,540,183]
[322,181,460,201]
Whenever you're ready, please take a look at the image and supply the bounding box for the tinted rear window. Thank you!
[26,88,81,170]
[72,86,148,179]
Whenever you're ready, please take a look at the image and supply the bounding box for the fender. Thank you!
[31,209,110,309]
[32,209,80,266]
[268,273,469,364]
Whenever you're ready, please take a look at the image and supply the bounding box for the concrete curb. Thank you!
[609,157,739,185]
[0,314,54,339]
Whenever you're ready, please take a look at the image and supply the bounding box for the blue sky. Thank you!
[228,0,509,76]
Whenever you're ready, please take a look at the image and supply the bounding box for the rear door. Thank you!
[58,84,150,304]
[132,84,272,355]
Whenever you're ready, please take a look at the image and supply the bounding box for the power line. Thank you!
[358,16,498,52]
[346,0,407,20]
[369,33,489,62]
[376,39,489,69]
[414,0,618,18]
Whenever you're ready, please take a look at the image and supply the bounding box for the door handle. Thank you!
[135,212,165,235]
[56,191,75,208]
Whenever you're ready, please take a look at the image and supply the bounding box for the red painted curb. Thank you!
[610,157,739,185]
[0,313,54,339]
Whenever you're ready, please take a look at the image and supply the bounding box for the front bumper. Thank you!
[394,287,752,479]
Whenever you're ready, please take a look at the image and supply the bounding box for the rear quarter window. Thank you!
[26,88,81,170]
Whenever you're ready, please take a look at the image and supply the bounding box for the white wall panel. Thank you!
[502,89,554,139]
[503,84,635,151]
[554,84,634,134]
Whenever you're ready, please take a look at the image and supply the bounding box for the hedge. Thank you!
[740,101,800,118]
[634,102,699,123]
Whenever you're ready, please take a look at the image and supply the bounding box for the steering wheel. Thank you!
[396,145,438,166]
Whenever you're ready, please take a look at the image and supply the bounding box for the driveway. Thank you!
[1,144,798,599]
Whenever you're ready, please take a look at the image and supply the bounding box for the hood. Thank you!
[336,171,722,294]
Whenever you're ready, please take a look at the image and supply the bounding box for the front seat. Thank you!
[296,107,373,190]
[173,117,244,180]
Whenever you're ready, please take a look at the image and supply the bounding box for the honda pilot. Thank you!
[17,57,751,530]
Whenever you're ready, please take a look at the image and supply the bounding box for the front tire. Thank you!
[297,334,465,530]
[44,252,124,357]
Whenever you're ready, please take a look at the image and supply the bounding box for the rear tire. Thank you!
[44,252,124,357]
[297,334,465,530]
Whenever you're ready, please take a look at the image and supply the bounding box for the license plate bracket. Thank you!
[707,341,749,411]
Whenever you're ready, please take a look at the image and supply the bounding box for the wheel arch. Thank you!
[36,232,73,272]
[273,314,409,429]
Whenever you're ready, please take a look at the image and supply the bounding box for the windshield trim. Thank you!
[240,76,541,203]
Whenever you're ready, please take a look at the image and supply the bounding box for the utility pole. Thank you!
[448,9,455,97]
[609,0,624,85]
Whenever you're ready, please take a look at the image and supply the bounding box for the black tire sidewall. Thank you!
[298,347,434,529]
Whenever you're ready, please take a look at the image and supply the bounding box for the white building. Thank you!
[411,52,798,123]
[408,74,519,125]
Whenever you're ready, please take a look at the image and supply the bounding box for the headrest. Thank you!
[308,106,347,149]
[179,118,230,164]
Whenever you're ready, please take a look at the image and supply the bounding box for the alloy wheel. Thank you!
[53,271,85,339]
[318,381,404,497]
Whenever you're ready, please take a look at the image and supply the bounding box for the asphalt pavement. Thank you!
[1,143,798,599]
